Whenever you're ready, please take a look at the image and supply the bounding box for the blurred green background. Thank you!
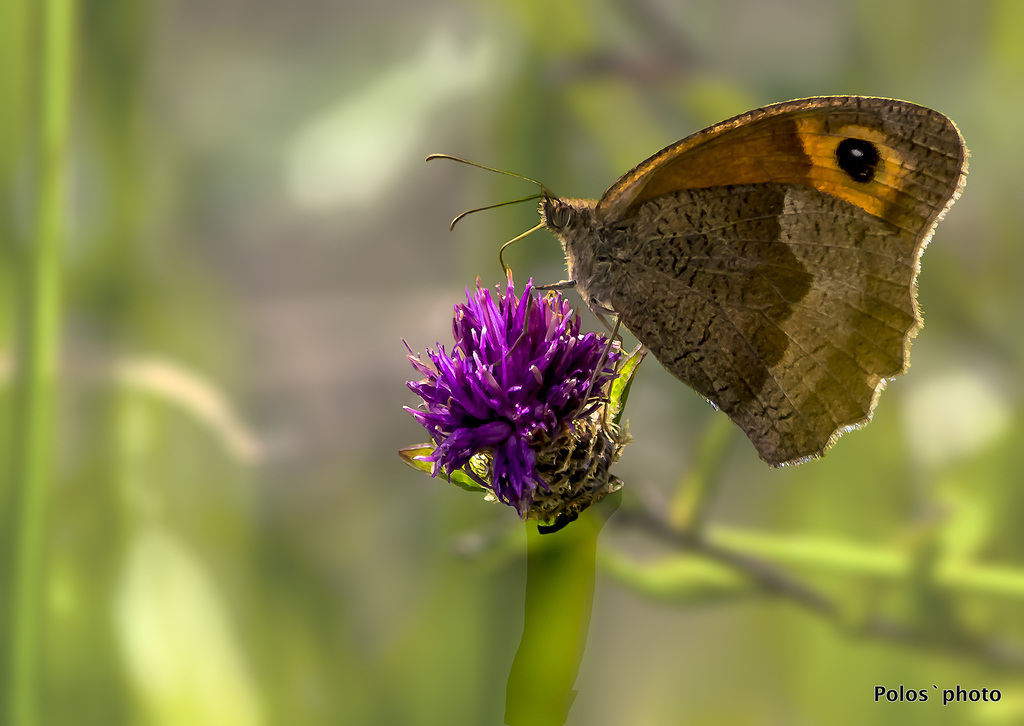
[3,0,1024,724]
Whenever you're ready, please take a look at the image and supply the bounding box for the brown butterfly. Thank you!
[432,96,967,466]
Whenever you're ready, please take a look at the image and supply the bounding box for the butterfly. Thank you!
[434,96,967,466]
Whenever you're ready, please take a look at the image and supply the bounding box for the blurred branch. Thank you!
[110,356,261,464]
[608,492,1024,669]
[0,350,261,464]
[615,494,836,615]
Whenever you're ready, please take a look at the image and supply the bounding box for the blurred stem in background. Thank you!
[8,0,77,724]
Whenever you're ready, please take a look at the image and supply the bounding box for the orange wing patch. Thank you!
[794,117,914,223]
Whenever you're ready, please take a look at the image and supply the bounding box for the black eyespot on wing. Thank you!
[835,137,880,183]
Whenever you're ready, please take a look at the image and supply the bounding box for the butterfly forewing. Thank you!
[551,96,966,465]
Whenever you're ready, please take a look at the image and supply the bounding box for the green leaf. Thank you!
[398,444,488,493]
[608,344,646,425]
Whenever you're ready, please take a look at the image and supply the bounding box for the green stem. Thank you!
[9,0,76,723]
[505,493,619,726]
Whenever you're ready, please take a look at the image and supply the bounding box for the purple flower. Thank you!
[404,274,622,516]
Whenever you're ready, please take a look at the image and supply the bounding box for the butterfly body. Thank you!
[542,96,967,466]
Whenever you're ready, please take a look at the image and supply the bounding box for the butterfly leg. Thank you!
[583,316,622,406]
[587,316,629,437]
[534,279,576,292]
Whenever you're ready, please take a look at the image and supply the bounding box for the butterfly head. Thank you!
[541,195,573,230]
[538,195,615,317]
[540,195,598,236]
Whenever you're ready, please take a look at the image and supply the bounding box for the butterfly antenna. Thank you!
[446,194,542,230]
[426,154,550,192]
[426,154,556,275]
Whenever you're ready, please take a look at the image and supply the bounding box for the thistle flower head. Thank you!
[403,273,629,519]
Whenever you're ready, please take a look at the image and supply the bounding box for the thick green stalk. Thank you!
[505,493,619,726]
[9,0,76,723]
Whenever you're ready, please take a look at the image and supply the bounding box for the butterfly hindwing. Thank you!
[607,183,924,464]
[548,96,967,464]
